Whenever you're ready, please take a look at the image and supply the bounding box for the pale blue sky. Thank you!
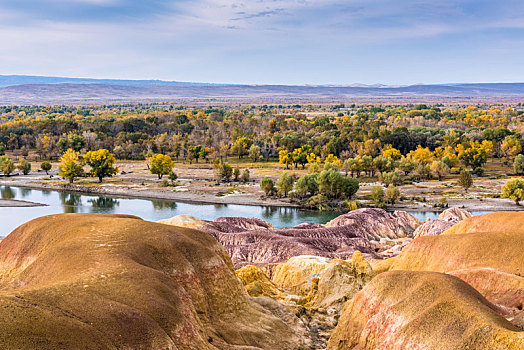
[1,0,524,85]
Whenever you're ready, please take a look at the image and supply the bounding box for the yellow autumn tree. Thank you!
[59,148,84,184]
[84,149,118,183]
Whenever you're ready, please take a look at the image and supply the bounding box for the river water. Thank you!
[0,185,491,237]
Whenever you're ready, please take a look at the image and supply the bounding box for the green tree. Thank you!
[41,161,52,175]
[385,184,400,204]
[58,149,84,183]
[371,185,385,206]
[502,178,524,205]
[188,145,203,163]
[295,173,319,197]
[68,134,87,152]
[398,157,418,176]
[514,154,524,175]
[248,145,261,162]
[149,154,174,179]
[213,160,233,183]
[17,159,31,175]
[84,149,119,182]
[260,176,276,196]
[379,171,402,186]
[457,170,473,192]
[276,172,294,197]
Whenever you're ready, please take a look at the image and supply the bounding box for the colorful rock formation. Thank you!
[159,208,422,267]
[328,271,524,349]
[0,214,305,349]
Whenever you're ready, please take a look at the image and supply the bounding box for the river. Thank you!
[0,185,491,237]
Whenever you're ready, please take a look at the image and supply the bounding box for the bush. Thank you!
[168,171,178,185]
[343,200,362,211]
[473,167,484,176]
[214,160,233,183]
[234,167,240,181]
[260,176,276,196]
[305,194,330,210]
[242,169,250,182]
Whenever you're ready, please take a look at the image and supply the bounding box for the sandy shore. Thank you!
[0,198,46,207]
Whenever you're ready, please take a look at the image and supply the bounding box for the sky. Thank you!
[1,0,524,85]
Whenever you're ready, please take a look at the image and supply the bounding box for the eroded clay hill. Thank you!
[328,271,524,349]
[0,214,305,349]
[160,208,421,267]
[376,212,524,326]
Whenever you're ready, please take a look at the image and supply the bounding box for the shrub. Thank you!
[343,200,362,211]
[242,169,250,182]
[457,170,473,192]
[305,194,330,210]
[260,176,276,196]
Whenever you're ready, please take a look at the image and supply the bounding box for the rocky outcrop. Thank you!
[325,208,420,241]
[328,270,524,349]
[413,207,472,237]
[235,265,283,299]
[160,208,420,267]
[311,251,375,313]
[0,214,305,349]
[235,252,376,349]
[413,218,455,237]
[379,211,524,327]
[439,207,472,222]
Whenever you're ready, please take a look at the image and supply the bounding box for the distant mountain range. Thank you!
[1,75,524,105]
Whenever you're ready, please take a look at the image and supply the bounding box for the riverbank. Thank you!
[0,198,46,207]
[1,158,523,213]
[0,178,301,208]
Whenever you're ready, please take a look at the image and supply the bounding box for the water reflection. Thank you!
[151,200,177,210]
[88,197,119,211]
[59,192,82,213]
[20,188,32,198]
[1,187,15,199]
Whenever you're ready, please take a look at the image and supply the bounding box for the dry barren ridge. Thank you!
[2,76,524,104]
